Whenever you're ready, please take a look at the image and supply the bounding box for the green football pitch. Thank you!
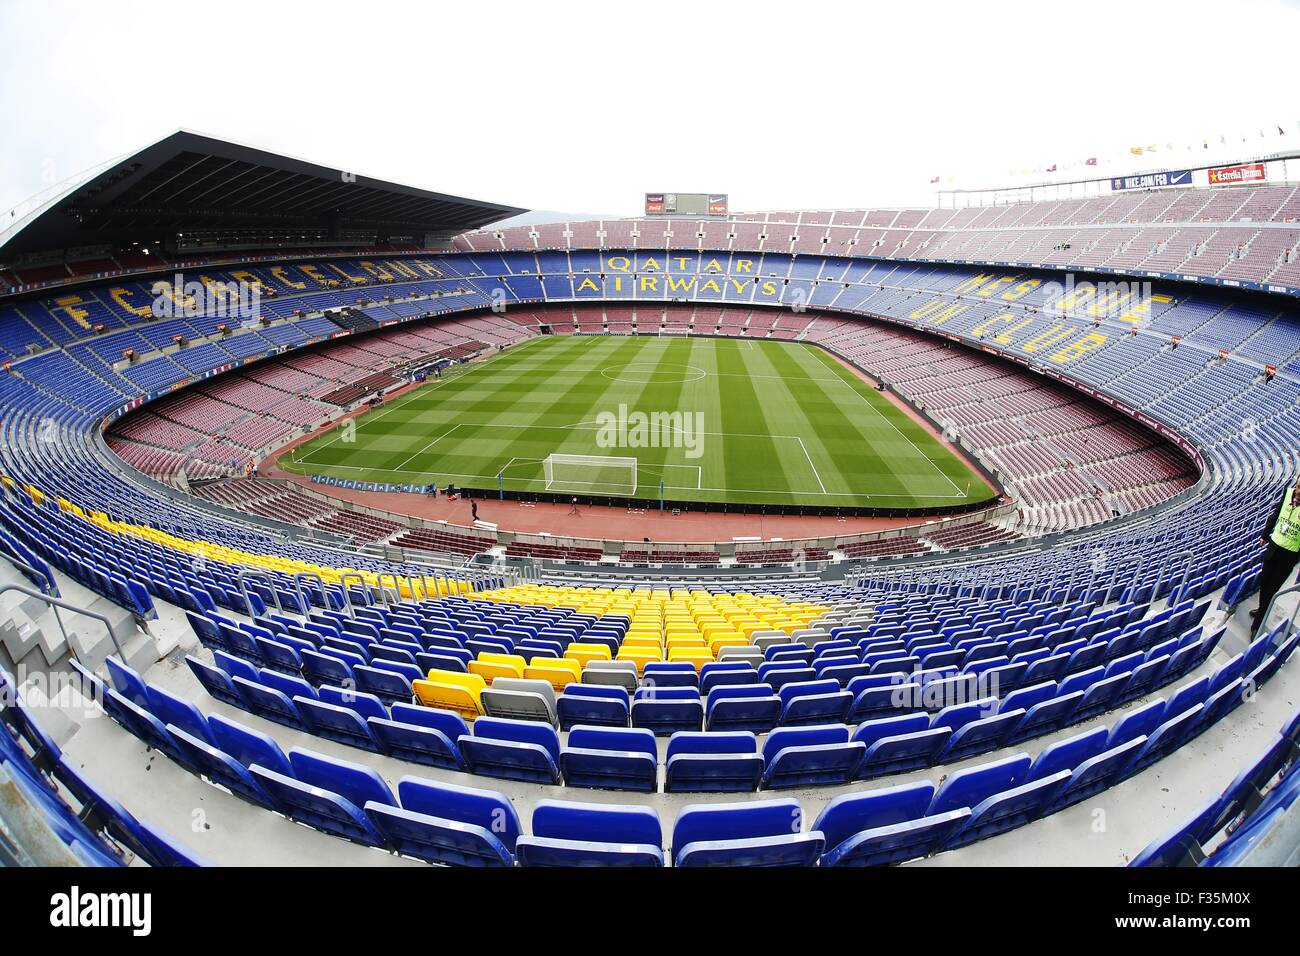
[279,335,995,509]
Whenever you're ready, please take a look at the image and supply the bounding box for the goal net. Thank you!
[542,454,638,497]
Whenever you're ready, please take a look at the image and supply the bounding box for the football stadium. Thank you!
[0,0,1297,916]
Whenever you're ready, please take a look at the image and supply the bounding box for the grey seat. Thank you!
[581,663,638,691]
[752,633,794,652]
[717,646,764,666]
[480,687,557,726]
[492,677,558,713]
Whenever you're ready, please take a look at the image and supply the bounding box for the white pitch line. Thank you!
[808,348,966,497]
[391,422,461,471]
[293,460,965,499]
[795,436,828,494]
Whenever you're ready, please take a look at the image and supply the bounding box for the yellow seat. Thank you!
[565,643,611,667]
[468,659,525,683]
[667,647,713,671]
[524,662,581,691]
[709,636,749,654]
[665,636,706,651]
[413,678,484,720]
[617,647,663,673]
[621,636,664,650]
[424,668,485,692]
[478,652,527,670]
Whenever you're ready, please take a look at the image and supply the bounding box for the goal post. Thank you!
[543,453,638,497]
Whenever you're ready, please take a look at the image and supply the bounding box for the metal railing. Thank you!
[1259,583,1300,641]
[237,568,283,616]
[1161,550,1196,610]
[338,572,368,617]
[292,571,330,615]
[0,582,127,662]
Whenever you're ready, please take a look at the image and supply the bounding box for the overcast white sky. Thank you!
[2,0,1299,221]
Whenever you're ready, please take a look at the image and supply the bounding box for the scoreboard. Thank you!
[644,192,728,217]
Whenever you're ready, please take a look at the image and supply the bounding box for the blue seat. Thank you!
[459,717,561,784]
[1048,736,1146,811]
[631,698,704,735]
[779,680,854,726]
[557,689,630,730]
[946,770,1072,847]
[1166,677,1210,720]
[929,698,997,736]
[207,713,293,777]
[119,813,208,867]
[705,687,781,733]
[300,649,354,687]
[294,696,381,751]
[1073,673,1128,720]
[1000,680,1056,715]
[287,747,396,812]
[930,753,1032,816]
[848,682,917,722]
[672,798,824,867]
[1132,704,1203,771]
[250,764,385,845]
[184,655,243,707]
[101,689,193,768]
[232,676,306,730]
[936,708,1023,763]
[163,724,272,807]
[354,665,415,706]
[1007,691,1084,743]
[857,727,952,778]
[815,781,964,866]
[217,623,263,665]
[764,667,818,691]
[515,800,664,867]
[371,659,424,684]
[642,664,699,688]
[1027,727,1110,782]
[560,726,658,793]
[256,637,303,675]
[761,724,864,789]
[105,657,149,709]
[632,686,700,701]
[1128,793,1225,867]
[1108,698,1168,747]
[144,683,213,746]
[664,732,764,793]
[367,716,464,769]
[257,667,316,704]
[316,684,387,723]
[700,667,760,695]
[365,776,520,866]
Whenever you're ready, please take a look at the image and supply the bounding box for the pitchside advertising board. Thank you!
[1110,169,1193,191]
[645,192,728,217]
[1209,162,1266,186]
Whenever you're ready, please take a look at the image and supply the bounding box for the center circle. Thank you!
[601,362,707,384]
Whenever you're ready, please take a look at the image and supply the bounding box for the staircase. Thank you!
[0,559,164,677]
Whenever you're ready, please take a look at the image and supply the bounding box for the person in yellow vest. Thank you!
[1251,479,1300,633]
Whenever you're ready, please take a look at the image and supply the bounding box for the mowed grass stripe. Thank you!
[775,343,930,501]
[714,339,795,500]
[441,336,628,486]
[804,345,991,498]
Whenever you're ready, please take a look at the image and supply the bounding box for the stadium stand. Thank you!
[4,159,1300,871]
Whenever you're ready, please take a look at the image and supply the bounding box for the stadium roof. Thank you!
[0,130,526,260]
